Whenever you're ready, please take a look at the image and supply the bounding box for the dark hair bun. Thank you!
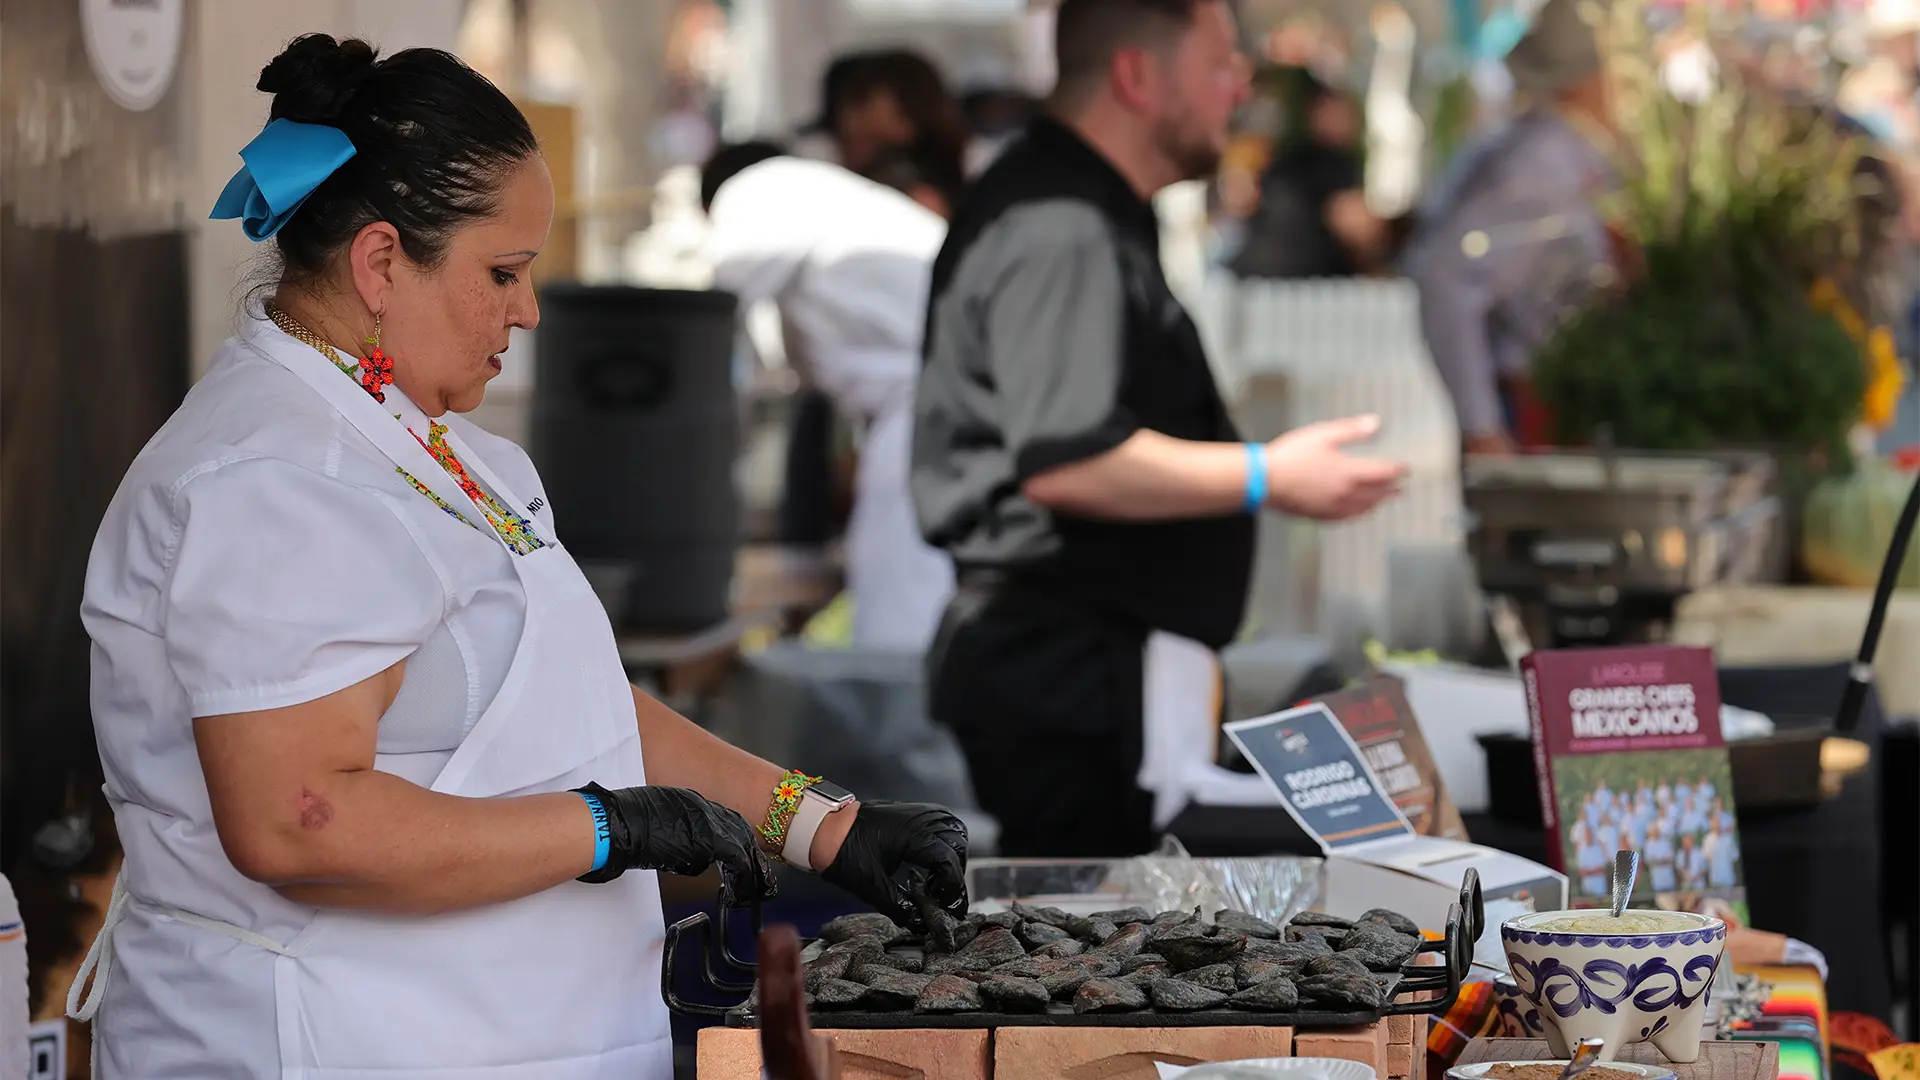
[259,34,378,124]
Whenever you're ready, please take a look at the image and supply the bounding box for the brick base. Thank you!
[698,1014,1435,1080]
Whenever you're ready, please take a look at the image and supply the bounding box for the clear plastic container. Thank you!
[965,841,1323,924]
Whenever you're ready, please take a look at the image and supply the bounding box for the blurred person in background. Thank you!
[704,137,965,652]
[781,50,968,565]
[796,50,968,175]
[960,83,1041,178]
[913,0,1406,857]
[1229,69,1391,278]
[1404,0,1619,455]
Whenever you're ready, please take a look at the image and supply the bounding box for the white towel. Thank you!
[1140,632,1281,829]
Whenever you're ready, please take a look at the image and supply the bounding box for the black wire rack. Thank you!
[663,867,1485,1029]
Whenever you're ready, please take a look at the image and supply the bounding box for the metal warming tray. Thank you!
[1465,449,1779,596]
[662,870,1483,1031]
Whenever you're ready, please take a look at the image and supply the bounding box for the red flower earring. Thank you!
[360,312,396,403]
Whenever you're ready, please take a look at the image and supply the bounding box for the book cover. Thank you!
[1521,644,1748,922]
[1314,673,1469,842]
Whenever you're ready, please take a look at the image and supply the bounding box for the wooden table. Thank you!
[1456,1038,1780,1080]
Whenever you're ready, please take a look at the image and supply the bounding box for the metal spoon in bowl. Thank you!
[1610,850,1641,917]
[1562,1037,1607,1080]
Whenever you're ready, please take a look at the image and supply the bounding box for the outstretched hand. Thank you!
[1264,414,1408,521]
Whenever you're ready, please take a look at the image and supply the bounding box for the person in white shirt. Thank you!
[1574,822,1608,897]
[1598,813,1622,856]
[781,51,966,561]
[1711,796,1735,835]
[794,50,967,174]
[1678,834,1706,891]
[1647,821,1677,893]
[1704,819,1738,889]
[704,141,962,651]
[1679,793,1705,835]
[72,37,968,1079]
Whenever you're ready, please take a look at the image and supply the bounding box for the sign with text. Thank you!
[1522,644,1747,920]
[1225,703,1415,851]
[1313,673,1467,841]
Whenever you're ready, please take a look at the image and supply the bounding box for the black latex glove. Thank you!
[819,800,968,930]
[572,782,775,905]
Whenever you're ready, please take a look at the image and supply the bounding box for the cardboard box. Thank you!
[1324,834,1565,971]
[995,1026,1294,1080]
[697,1026,990,1080]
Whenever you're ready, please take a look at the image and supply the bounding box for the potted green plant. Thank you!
[1529,0,1886,472]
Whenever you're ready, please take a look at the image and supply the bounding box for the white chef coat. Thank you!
[73,310,668,1079]
[707,156,955,652]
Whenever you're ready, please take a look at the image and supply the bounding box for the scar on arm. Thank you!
[298,787,335,830]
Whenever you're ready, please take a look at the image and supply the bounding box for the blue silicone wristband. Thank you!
[579,791,612,873]
[1243,442,1268,514]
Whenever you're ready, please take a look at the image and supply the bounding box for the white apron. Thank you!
[1139,632,1281,829]
[846,392,954,653]
[70,340,671,1079]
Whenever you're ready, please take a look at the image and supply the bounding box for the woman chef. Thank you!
[704,139,963,651]
[69,36,967,1080]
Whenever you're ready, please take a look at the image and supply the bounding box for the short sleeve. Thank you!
[163,457,445,717]
[980,202,1140,479]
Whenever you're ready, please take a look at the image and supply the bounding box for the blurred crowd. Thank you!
[687,0,1920,647]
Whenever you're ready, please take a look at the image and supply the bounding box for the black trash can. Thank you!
[530,285,740,634]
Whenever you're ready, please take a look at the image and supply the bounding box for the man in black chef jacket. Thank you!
[912,0,1408,858]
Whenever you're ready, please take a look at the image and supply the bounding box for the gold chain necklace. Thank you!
[265,302,361,377]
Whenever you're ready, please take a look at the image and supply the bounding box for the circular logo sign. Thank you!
[80,0,185,113]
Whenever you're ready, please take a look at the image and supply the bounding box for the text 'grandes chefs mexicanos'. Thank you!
[1566,682,1701,739]
[1283,761,1374,808]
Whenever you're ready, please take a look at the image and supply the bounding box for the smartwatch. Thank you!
[781,780,856,871]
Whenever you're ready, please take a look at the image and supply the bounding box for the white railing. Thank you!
[1199,274,1468,647]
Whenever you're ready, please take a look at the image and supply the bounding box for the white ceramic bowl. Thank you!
[1500,909,1727,1063]
[1158,1058,1377,1080]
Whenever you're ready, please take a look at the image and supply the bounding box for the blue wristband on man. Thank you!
[1243,442,1268,514]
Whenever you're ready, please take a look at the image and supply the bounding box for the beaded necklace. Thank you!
[265,304,546,556]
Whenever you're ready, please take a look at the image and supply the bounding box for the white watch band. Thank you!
[782,790,849,871]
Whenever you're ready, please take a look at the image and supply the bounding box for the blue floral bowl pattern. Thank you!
[1501,910,1727,1064]
[1492,977,1545,1039]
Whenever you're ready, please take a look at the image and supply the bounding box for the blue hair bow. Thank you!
[209,118,357,241]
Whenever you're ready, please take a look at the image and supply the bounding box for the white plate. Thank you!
[1448,1060,1679,1080]
[1156,1057,1378,1080]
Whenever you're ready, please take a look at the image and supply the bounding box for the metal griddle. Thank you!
[662,869,1483,1030]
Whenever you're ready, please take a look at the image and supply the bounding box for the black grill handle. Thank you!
[1838,466,1920,735]
[1383,866,1481,1016]
[662,912,738,1017]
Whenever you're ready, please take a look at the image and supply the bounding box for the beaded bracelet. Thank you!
[759,769,822,857]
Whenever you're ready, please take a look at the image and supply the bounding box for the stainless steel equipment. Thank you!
[1464,449,1781,646]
